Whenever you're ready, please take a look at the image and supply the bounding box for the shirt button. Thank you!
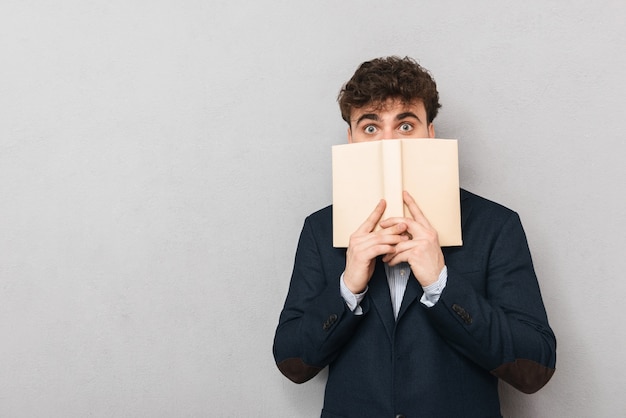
[400,269,405,276]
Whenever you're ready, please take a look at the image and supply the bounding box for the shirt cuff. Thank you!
[420,265,448,308]
[340,272,367,315]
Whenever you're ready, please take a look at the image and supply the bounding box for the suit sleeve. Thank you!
[425,211,556,393]
[272,215,365,383]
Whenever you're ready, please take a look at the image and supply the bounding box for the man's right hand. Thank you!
[343,199,410,293]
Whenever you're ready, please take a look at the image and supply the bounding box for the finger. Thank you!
[355,199,386,234]
[381,247,409,265]
[379,217,413,229]
[382,252,400,265]
[381,239,414,264]
[352,236,410,264]
[354,225,410,249]
[403,191,432,228]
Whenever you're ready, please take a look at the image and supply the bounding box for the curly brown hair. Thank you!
[338,56,441,126]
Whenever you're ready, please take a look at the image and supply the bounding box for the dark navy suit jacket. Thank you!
[274,189,556,418]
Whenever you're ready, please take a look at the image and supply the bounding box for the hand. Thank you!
[343,199,410,293]
[380,191,445,287]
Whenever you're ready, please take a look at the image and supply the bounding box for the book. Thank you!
[332,138,462,248]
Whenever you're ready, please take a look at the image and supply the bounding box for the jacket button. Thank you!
[395,414,406,418]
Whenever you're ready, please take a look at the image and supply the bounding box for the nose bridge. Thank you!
[382,124,395,140]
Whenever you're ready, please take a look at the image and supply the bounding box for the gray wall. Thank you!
[1,1,624,417]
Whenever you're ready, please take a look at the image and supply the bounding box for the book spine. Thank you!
[381,140,404,219]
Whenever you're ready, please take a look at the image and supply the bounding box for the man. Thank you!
[273,56,556,417]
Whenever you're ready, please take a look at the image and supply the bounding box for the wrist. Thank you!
[343,271,367,294]
[345,279,367,294]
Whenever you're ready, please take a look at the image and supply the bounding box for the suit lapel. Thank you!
[397,273,422,321]
[367,258,396,341]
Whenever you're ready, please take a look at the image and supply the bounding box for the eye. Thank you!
[364,125,377,134]
[399,123,413,132]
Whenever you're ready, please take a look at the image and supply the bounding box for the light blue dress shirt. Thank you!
[340,263,448,318]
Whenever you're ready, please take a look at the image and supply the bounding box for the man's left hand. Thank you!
[380,191,445,287]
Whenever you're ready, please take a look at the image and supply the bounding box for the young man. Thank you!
[273,56,556,417]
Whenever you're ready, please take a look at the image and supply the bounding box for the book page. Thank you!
[401,139,462,246]
[332,141,384,247]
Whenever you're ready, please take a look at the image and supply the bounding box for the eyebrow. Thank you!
[354,111,422,127]
[396,112,422,123]
[354,113,379,126]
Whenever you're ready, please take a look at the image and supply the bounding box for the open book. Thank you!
[332,138,462,248]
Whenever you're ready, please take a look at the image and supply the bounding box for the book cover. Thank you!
[332,138,462,248]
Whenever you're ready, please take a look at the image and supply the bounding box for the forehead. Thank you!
[350,98,426,121]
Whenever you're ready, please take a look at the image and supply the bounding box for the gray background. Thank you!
[1,1,625,417]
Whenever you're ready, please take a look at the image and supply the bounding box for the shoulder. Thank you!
[461,188,517,220]
[459,189,527,244]
[459,189,530,250]
[304,204,333,227]
[296,205,346,263]
[298,204,334,245]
